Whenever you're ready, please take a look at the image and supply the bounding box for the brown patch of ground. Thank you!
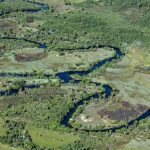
[15,52,48,62]
[116,140,129,148]
[97,101,148,122]
[0,19,17,31]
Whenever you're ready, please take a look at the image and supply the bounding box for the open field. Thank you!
[0,143,23,150]
[0,119,6,136]
[27,125,79,148]
[0,47,114,73]
[120,139,150,150]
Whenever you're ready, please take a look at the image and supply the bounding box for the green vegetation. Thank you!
[27,126,79,148]
[0,0,40,16]
[0,120,41,149]
[0,0,149,149]
[1,82,101,128]
[0,119,7,136]
[0,143,23,150]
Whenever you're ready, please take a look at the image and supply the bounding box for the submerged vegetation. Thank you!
[0,0,149,149]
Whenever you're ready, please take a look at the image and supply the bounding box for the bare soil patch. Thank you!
[97,101,148,122]
[0,19,17,31]
[15,52,48,62]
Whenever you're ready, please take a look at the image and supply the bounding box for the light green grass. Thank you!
[0,143,23,150]
[27,126,79,148]
[0,48,113,74]
[120,139,150,150]
[0,119,6,136]
[70,0,86,3]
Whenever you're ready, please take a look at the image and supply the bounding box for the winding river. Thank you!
[0,0,150,132]
[0,0,49,16]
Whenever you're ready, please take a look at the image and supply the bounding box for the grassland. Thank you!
[0,47,114,74]
[120,139,150,150]
[0,143,23,150]
[27,126,79,149]
[0,119,6,136]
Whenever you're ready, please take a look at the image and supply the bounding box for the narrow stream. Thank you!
[0,0,49,16]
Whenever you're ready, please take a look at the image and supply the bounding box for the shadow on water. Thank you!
[0,84,40,96]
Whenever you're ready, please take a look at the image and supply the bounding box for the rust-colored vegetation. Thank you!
[97,101,148,121]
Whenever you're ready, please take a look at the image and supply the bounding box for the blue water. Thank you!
[56,46,123,83]
[57,46,123,127]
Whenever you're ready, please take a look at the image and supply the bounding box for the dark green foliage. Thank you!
[0,120,37,149]
[0,38,37,52]
[23,11,149,50]
[0,0,40,16]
